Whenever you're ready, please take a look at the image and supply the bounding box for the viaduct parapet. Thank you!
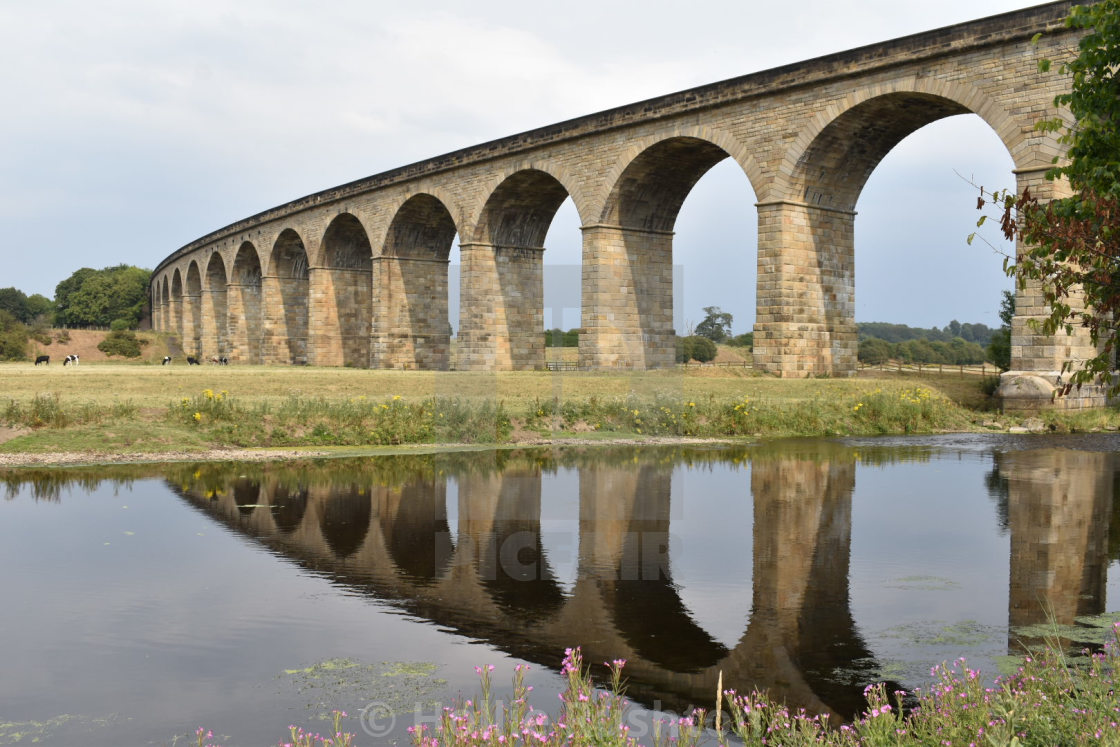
[150,2,1094,408]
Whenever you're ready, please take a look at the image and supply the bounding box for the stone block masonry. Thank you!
[149,2,1101,409]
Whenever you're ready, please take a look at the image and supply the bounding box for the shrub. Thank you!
[110,318,131,331]
[97,329,148,358]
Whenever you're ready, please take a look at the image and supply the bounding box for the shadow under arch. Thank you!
[266,228,310,365]
[270,484,308,534]
[320,213,373,368]
[369,194,457,369]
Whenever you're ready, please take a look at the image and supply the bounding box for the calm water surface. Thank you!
[2,434,1119,745]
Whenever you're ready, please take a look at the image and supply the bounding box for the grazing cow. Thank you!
[34,355,49,366]
[63,354,80,366]
[162,356,171,365]
[219,356,228,365]
[209,357,219,364]
[187,356,201,366]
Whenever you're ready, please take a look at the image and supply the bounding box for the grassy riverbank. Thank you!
[1,363,1117,463]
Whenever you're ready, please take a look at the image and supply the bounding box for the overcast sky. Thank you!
[0,0,1041,333]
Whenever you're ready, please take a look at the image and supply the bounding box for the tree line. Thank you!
[0,264,151,361]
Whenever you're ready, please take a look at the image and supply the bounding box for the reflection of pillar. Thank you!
[747,452,878,719]
[458,243,544,371]
[377,480,452,584]
[456,468,561,616]
[1001,449,1114,638]
[753,202,857,378]
[579,225,674,370]
[370,256,448,370]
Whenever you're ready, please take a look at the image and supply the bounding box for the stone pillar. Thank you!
[200,288,228,360]
[307,265,339,367]
[370,256,449,370]
[999,169,1108,410]
[260,274,284,365]
[578,224,675,369]
[226,282,261,363]
[753,201,857,377]
[169,293,183,344]
[182,291,202,357]
[458,242,545,370]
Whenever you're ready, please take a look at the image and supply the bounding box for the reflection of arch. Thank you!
[460,170,570,371]
[371,195,456,369]
[379,483,454,585]
[230,242,263,363]
[265,229,310,365]
[318,486,371,559]
[184,261,203,356]
[479,470,565,620]
[233,478,261,517]
[270,484,308,534]
[321,214,373,367]
[593,465,729,672]
[203,252,228,359]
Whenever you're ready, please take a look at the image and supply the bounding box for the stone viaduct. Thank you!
[150,2,1091,406]
[170,443,1116,721]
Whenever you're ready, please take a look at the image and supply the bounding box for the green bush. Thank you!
[97,329,147,358]
[110,318,131,331]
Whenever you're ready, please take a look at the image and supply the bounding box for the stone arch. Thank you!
[318,213,373,367]
[156,275,170,331]
[264,228,310,365]
[230,241,263,363]
[596,128,762,214]
[184,261,203,357]
[371,194,457,369]
[459,169,576,371]
[203,252,229,359]
[600,136,737,233]
[780,79,1025,206]
[170,268,184,342]
[583,135,747,369]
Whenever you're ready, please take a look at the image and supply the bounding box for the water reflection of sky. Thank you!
[2,437,1118,746]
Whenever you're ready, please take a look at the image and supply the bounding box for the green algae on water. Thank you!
[280,658,446,721]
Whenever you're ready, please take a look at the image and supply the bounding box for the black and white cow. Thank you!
[162,356,172,365]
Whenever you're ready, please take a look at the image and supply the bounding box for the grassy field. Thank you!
[1,360,1116,459]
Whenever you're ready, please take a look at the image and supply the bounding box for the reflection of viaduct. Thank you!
[171,444,1117,719]
[149,4,1093,406]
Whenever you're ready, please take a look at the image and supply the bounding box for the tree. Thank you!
[974,1,1120,394]
[676,335,716,363]
[858,337,892,365]
[987,290,1015,371]
[54,265,151,328]
[695,306,733,343]
[0,287,29,323]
